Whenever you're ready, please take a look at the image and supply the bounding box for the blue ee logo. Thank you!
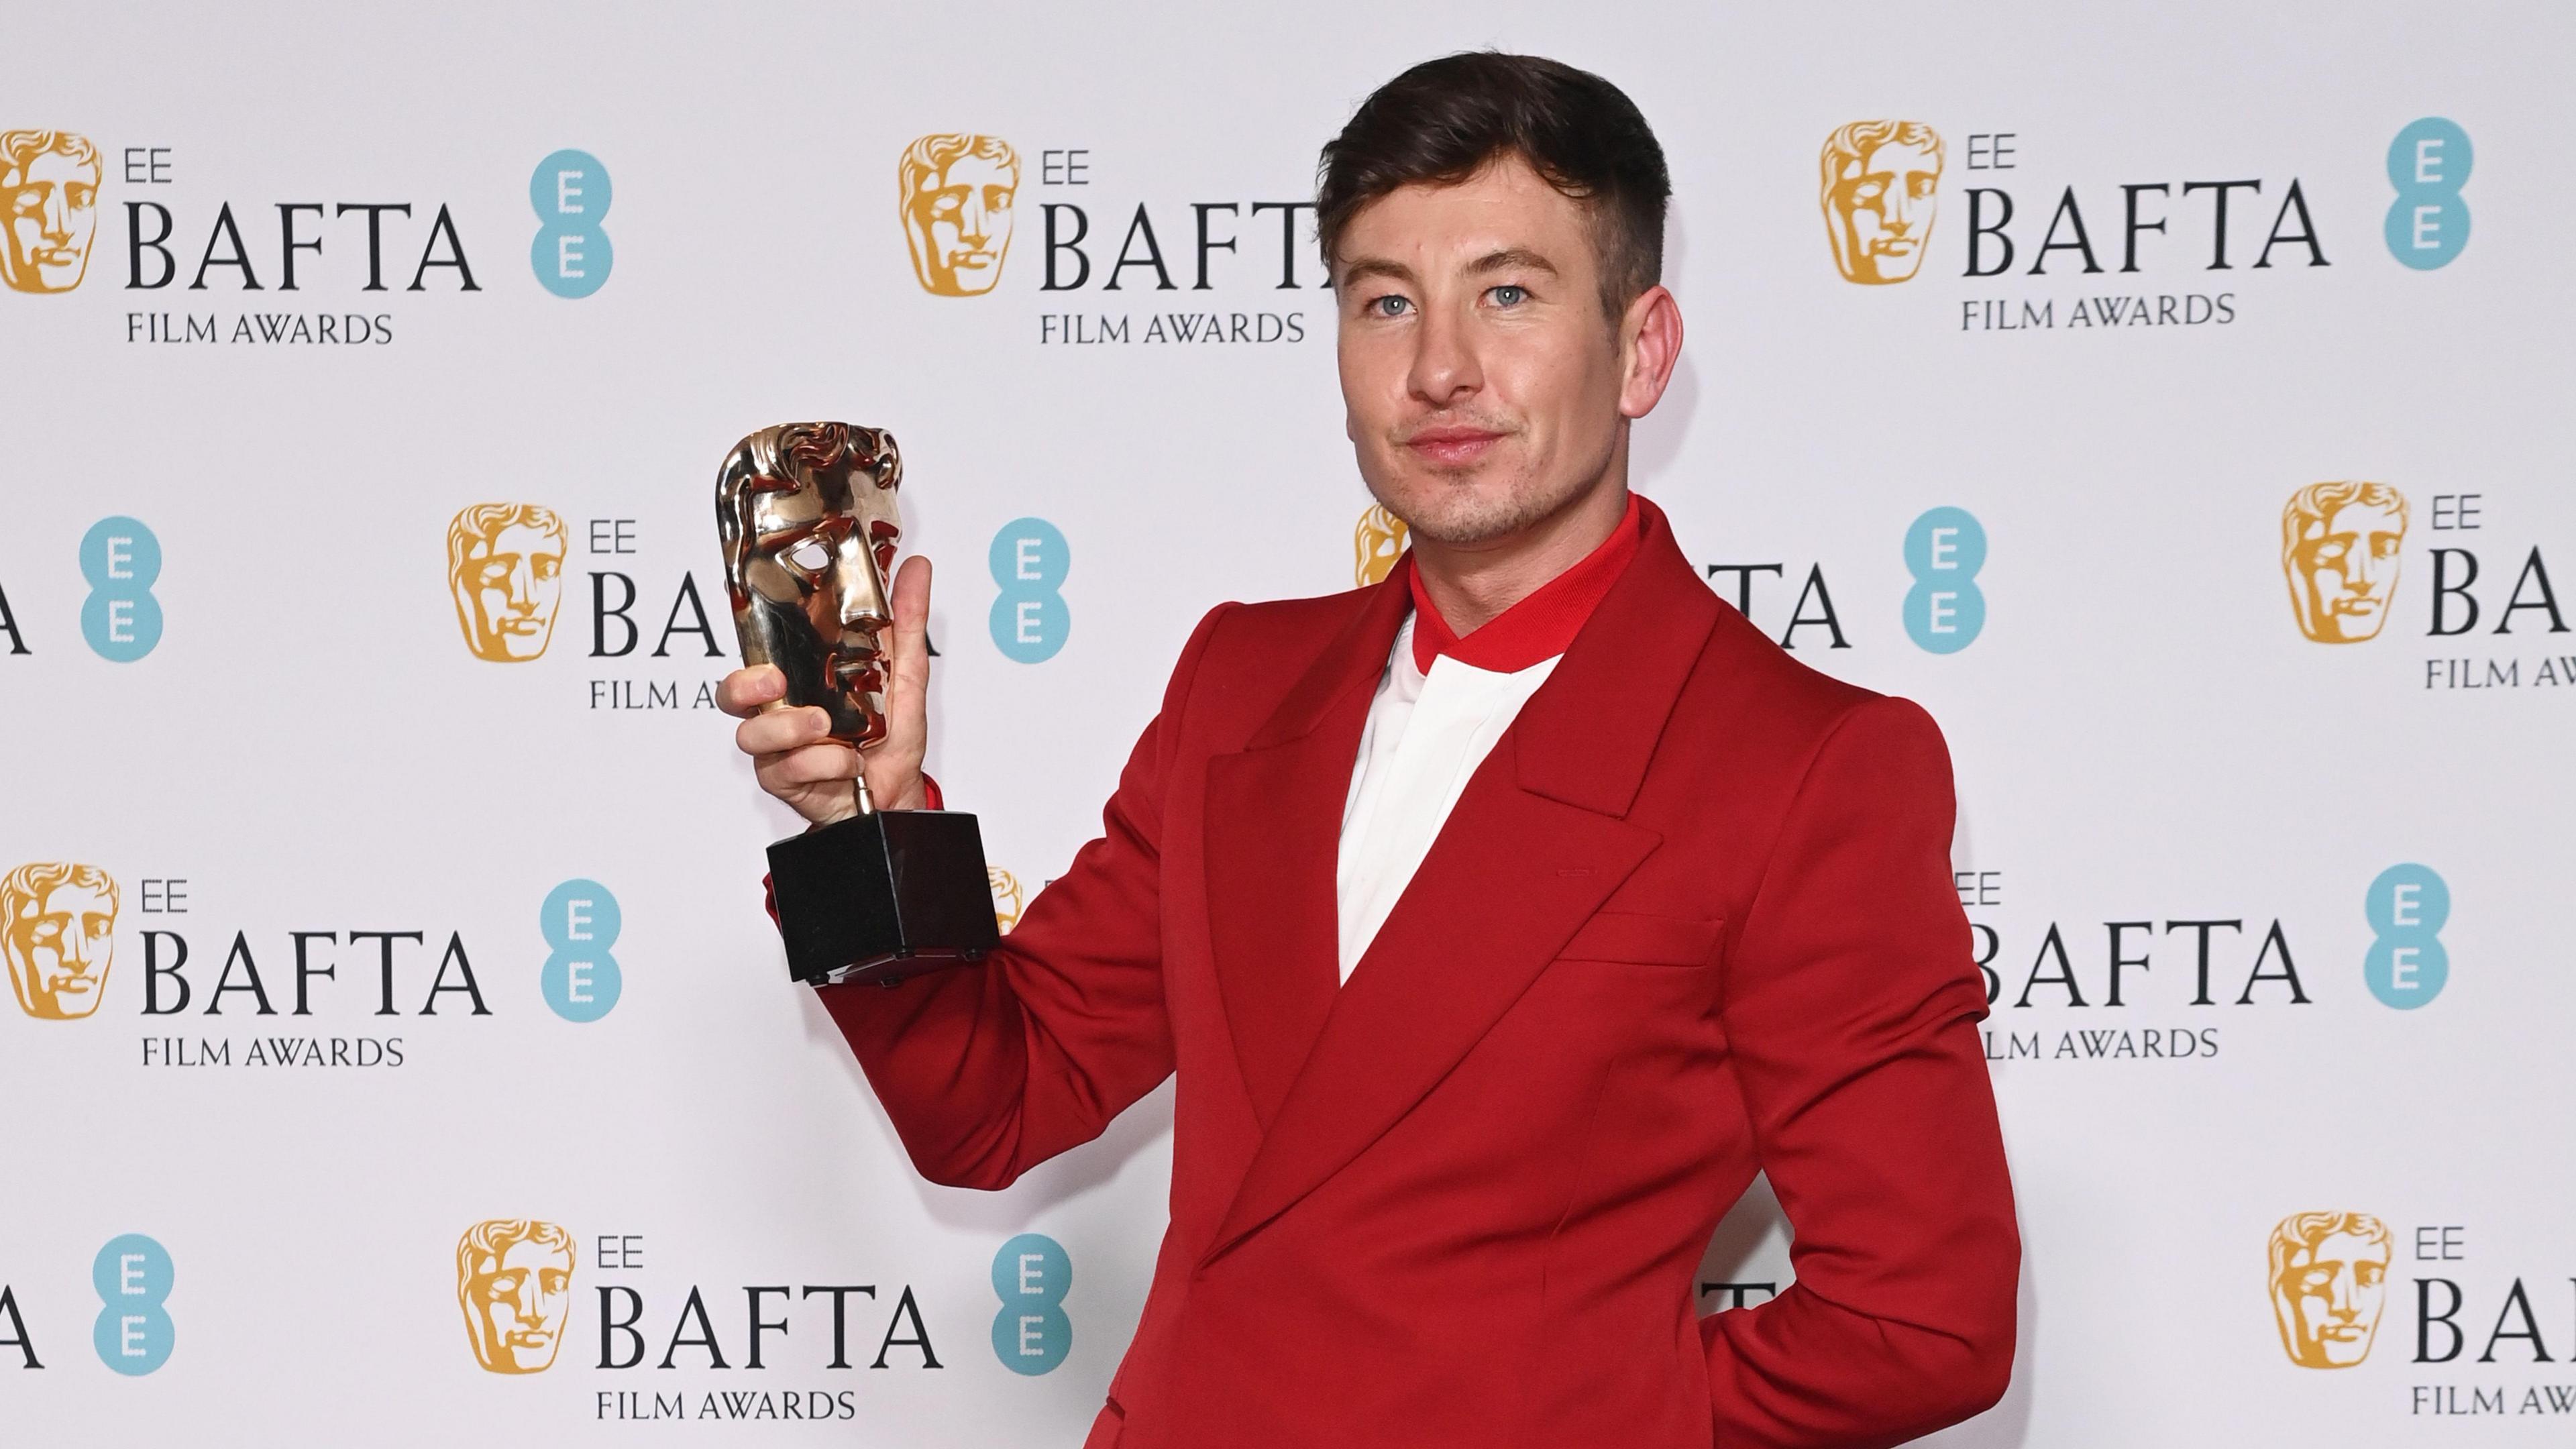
[1902,507,1986,653]
[80,517,162,661]
[989,1233,1070,1375]
[92,1234,173,1375]
[989,519,1070,663]
[2365,864,2450,1008]
[540,879,623,1021]
[2385,118,2471,270]
[530,150,613,298]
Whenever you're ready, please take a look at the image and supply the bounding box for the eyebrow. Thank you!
[1336,256,1415,288]
[1336,248,1559,290]
[1467,247,1558,277]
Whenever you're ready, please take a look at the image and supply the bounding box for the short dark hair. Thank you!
[1316,52,1670,319]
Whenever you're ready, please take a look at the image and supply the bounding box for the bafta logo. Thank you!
[458,1220,576,1374]
[1821,121,1943,285]
[3,862,118,1020]
[447,503,569,662]
[2283,482,2409,644]
[989,868,1025,933]
[1354,504,1409,586]
[1,130,101,294]
[2268,1212,2392,1368]
[900,134,1020,297]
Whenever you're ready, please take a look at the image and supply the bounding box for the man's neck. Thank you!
[1408,470,1631,637]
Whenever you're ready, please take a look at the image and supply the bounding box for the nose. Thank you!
[1884,186,1917,235]
[959,193,989,246]
[42,188,72,244]
[1404,298,1481,409]
[505,559,536,612]
[2326,1271,2357,1319]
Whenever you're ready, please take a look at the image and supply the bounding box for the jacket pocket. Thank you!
[1555,910,1724,967]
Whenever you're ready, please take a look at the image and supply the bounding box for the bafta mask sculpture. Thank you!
[2282,482,2409,644]
[3,861,117,1020]
[717,421,904,764]
[1354,503,1409,587]
[1821,121,1944,285]
[2267,1211,2392,1368]
[447,503,569,662]
[456,1219,576,1375]
[899,133,1020,297]
[1,130,101,294]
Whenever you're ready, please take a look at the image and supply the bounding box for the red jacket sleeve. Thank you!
[1701,696,2019,1448]
[808,604,1233,1189]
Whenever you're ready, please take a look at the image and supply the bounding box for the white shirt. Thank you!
[1334,614,1561,983]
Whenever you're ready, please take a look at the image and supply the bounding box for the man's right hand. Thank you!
[717,555,934,826]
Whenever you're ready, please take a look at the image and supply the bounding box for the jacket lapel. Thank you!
[1203,572,1410,1130]
[1201,505,1721,1264]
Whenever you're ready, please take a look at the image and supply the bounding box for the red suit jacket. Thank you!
[820,502,2019,1448]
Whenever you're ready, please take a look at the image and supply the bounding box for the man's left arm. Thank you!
[1701,696,2019,1449]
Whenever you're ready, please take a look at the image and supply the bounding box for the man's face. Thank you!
[2292,502,2405,642]
[1335,156,1636,547]
[2275,1230,2390,1367]
[5,880,115,1019]
[1829,140,1940,284]
[3,148,100,293]
[467,1240,573,1373]
[908,154,1016,296]
[456,522,566,661]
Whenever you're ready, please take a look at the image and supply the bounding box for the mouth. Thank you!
[498,616,545,635]
[1870,238,1917,256]
[1401,426,1507,469]
[48,976,94,994]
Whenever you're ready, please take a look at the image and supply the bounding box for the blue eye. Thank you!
[1489,284,1527,307]
[1369,294,1411,317]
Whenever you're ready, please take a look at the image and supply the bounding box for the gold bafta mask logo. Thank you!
[447,503,569,662]
[1354,504,1409,586]
[3,863,118,1020]
[2269,1212,2392,1368]
[458,1220,576,1374]
[1821,121,1944,285]
[989,868,1024,933]
[2283,482,2409,644]
[900,134,1020,297]
[1,130,101,294]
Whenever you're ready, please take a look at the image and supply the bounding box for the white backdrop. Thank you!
[5,3,2572,1444]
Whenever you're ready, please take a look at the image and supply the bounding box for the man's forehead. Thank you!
[1338,159,1593,272]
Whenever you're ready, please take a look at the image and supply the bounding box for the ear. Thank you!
[1616,284,1684,420]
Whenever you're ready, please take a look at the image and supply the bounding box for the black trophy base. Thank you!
[766,809,1000,987]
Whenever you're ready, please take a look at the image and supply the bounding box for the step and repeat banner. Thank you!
[4,3,2569,1444]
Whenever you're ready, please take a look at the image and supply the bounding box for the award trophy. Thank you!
[717,421,998,986]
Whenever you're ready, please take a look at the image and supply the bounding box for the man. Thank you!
[445,502,569,663]
[3,861,119,1021]
[725,53,2017,1448]
[455,1218,576,1375]
[0,129,101,294]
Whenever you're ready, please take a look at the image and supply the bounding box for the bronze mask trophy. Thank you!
[717,421,998,985]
